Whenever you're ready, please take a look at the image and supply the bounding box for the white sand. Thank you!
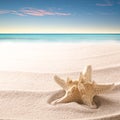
[0,42,120,120]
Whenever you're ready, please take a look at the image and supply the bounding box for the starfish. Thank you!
[52,65,114,108]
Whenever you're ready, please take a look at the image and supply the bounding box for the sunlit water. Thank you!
[0,34,120,42]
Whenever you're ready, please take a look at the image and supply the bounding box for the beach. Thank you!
[0,42,120,120]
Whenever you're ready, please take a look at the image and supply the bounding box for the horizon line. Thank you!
[0,33,120,34]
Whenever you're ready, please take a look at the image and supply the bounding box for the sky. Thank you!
[0,0,120,33]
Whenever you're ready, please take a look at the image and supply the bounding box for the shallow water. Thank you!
[0,34,120,42]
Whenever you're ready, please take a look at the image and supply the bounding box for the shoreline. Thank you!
[0,41,120,73]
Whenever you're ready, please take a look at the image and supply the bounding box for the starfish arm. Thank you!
[94,83,114,95]
[52,85,77,105]
[51,94,71,105]
[82,95,97,109]
[82,65,92,82]
[54,75,67,90]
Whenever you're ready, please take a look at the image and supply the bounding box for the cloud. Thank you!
[96,0,113,6]
[0,9,25,16]
[0,8,71,16]
[20,8,71,16]
[10,10,25,16]
[20,8,54,16]
[54,12,71,16]
[0,10,10,14]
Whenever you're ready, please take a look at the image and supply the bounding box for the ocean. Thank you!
[0,34,120,42]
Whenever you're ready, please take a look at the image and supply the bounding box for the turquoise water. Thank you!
[0,34,120,42]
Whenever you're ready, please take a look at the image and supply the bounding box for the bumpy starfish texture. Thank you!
[52,65,114,108]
